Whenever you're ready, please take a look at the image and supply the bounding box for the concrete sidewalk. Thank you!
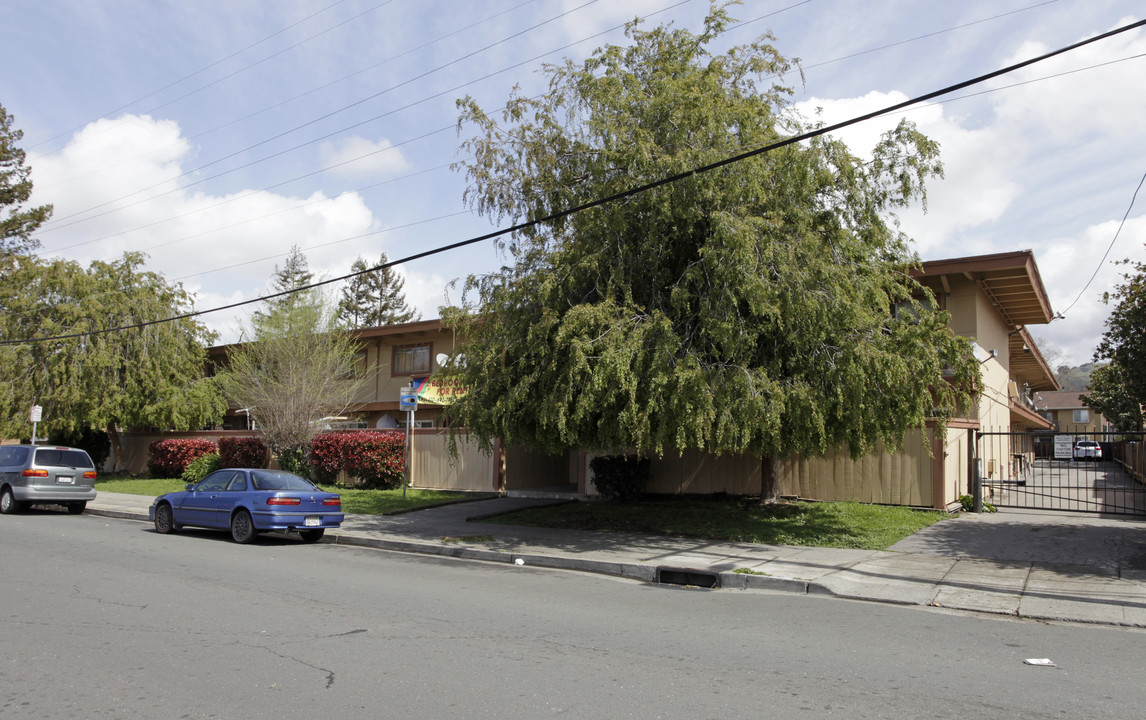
[87,492,1146,628]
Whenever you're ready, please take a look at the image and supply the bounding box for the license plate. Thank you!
[57,476,74,484]
[304,516,321,527]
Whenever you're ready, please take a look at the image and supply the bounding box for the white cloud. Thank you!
[318,135,412,177]
[792,92,1022,254]
[1032,216,1146,366]
[28,114,403,344]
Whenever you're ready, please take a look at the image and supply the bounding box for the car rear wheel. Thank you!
[0,487,23,515]
[154,503,176,534]
[299,529,325,543]
[67,502,86,515]
[230,509,256,544]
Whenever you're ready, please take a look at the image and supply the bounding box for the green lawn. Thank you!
[94,476,473,515]
[478,496,950,550]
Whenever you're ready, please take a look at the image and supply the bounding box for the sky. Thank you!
[3,0,1144,367]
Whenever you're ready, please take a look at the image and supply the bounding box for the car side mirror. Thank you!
[185,483,196,492]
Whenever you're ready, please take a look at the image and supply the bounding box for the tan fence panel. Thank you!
[504,446,569,491]
[943,428,971,507]
[778,429,933,507]
[645,449,762,495]
[410,430,495,492]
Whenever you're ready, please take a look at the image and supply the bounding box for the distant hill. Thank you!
[1055,362,1100,391]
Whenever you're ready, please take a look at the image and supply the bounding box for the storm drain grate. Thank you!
[655,566,720,589]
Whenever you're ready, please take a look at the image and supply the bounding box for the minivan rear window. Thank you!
[34,448,94,469]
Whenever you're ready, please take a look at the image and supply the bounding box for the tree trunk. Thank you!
[760,455,781,504]
[107,421,123,474]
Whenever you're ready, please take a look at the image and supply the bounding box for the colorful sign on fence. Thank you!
[411,376,469,405]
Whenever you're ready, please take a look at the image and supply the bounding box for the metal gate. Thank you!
[974,431,1146,516]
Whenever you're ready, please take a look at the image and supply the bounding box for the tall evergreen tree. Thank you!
[337,253,419,328]
[254,244,313,325]
[1,103,53,256]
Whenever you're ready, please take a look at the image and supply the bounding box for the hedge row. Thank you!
[147,439,217,478]
[310,431,405,489]
[219,436,267,469]
[148,437,268,478]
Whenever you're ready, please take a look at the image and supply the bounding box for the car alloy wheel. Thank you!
[230,509,256,544]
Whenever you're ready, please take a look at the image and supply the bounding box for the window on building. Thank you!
[392,342,431,376]
[1073,409,1089,423]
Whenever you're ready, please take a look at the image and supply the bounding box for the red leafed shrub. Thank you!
[148,438,218,479]
[218,436,267,469]
[310,431,405,488]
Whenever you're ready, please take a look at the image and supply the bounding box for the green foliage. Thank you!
[181,452,221,485]
[216,290,367,468]
[1082,362,1142,431]
[337,253,419,329]
[253,244,314,325]
[588,454,649,500]
[0,103,52,255]
[278,448,311,479]
[443,6,977,462]
[1088,259,1146,431]
[958,494,996,513]
[48,425,111,469]
[0,252,226,453]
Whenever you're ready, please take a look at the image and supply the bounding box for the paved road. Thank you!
[4,512,1146,719]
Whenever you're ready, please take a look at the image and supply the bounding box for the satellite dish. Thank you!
[436,353,450,367]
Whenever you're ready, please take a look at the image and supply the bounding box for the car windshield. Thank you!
[250,470,318,491]
[1077,441,1098,447]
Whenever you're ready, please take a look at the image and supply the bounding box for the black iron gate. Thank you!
[974,431,1146,516]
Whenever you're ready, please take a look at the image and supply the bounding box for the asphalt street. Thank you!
[3,512,1146,719]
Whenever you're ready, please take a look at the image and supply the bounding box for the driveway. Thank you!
[890,507,1146,573]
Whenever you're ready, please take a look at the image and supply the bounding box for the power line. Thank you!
[1058,168,1146,318]
[21,47,1139,327]
[32,0,1053,250]
[34,0,704,251]
[35,0,606,232]
[26,0,357,153]
[7,17,1142,347]
[34,0,546,194]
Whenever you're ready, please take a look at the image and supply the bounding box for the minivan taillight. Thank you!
[83,471,97,480]
[22,469,49,477]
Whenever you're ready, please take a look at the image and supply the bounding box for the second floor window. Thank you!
[1073,409,1090,423]
[393,343,431,375]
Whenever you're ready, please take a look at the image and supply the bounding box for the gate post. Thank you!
[969,429,983,513]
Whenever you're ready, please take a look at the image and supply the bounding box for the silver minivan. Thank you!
[0,445,98,514]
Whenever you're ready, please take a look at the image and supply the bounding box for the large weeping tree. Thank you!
[0,252,225,469]
[443,5,977,498]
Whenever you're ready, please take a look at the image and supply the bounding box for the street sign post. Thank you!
[29,405,42,445]
[399,386,418,499]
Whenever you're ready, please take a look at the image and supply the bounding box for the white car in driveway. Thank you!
[1072,440,1102,461]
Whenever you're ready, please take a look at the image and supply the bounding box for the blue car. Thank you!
[149,469,343,544]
